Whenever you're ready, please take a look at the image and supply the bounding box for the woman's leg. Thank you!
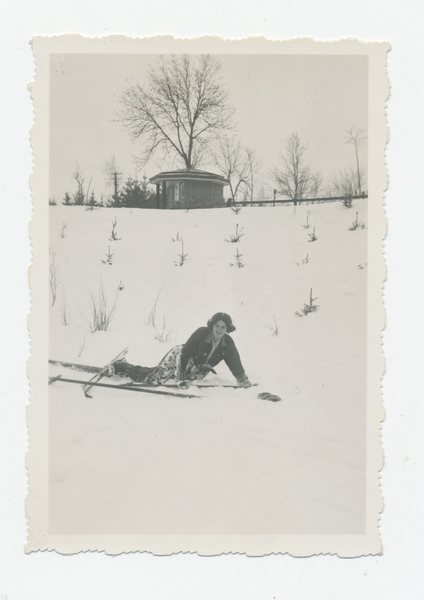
[145,345,184,384]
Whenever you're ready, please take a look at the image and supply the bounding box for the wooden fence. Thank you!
[230,194,368,207]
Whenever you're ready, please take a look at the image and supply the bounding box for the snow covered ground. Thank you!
[48,199,368,535]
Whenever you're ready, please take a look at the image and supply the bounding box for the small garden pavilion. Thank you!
[149,168,229,209]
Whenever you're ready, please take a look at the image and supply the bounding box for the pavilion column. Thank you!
[156,184,160,209]
[162,182,167,209]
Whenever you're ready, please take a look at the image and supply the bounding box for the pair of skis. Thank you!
[48,348,204,399]
[48,352,280,402]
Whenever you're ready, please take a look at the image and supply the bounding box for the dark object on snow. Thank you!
[257,392,282,403]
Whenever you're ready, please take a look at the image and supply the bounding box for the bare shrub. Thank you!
[308,227,317,242]
[225,223,244,243]
[348,211,365,231]
[341,195,353,208]
[109,217,121,241]
[301,215,311,229]
[267,316,280,336]
[296,253,309,265]
[49,248,60,306]
[154,317,172,343]
[86,281,118,332]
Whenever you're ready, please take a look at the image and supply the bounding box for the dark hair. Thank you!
[207,312,236,333]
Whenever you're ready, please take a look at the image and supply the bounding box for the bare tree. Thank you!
[120,55,233,169]
[244,147,262,204]
[345,126,367,196]
[309,171,323,199]
[72,161,85,205]
[212,136,249,202]
[272,133,316,205]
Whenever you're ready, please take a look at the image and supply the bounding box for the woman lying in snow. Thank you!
[111,312,252,389]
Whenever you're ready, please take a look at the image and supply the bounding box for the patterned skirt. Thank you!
[146,344,211,384]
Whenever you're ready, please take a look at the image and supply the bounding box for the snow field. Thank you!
[48,199,368,535]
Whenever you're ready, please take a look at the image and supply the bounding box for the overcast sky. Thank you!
[49,53,368,201]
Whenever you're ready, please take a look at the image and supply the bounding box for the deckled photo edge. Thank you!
[26,36,389,557]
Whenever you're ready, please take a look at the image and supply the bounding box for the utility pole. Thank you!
[346,127,366,197]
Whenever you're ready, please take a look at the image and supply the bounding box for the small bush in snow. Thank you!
[60,222,68,238]
[174,240,188,266]
[301,215,311,229]
[49,197,57,206]
[348,212,365,231]
[297,253,309,265]
[225,223,244,243]
[118,280,124,291]
[267,315,280,336]
[295,288,319,317]
[308,227,317,242]
[341,195,353,208]
[230,248,244,268]
[172,231,182,242]
[101,246,114,265]
[231,204,242,214]
[86,281,118,333]
[109,217,121,241]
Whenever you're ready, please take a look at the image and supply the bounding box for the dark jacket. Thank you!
[179,327,246,381]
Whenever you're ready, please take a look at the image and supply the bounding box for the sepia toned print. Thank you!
[27,36,388,556]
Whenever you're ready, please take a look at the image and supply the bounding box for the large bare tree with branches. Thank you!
[272,132,321,204]
[119,55,233,170]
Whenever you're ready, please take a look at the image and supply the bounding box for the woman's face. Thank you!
[212,319,227,339]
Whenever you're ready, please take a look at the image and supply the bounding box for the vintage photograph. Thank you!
[27,37,388,556]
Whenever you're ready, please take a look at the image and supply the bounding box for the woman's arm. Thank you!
[224,339,251,386]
